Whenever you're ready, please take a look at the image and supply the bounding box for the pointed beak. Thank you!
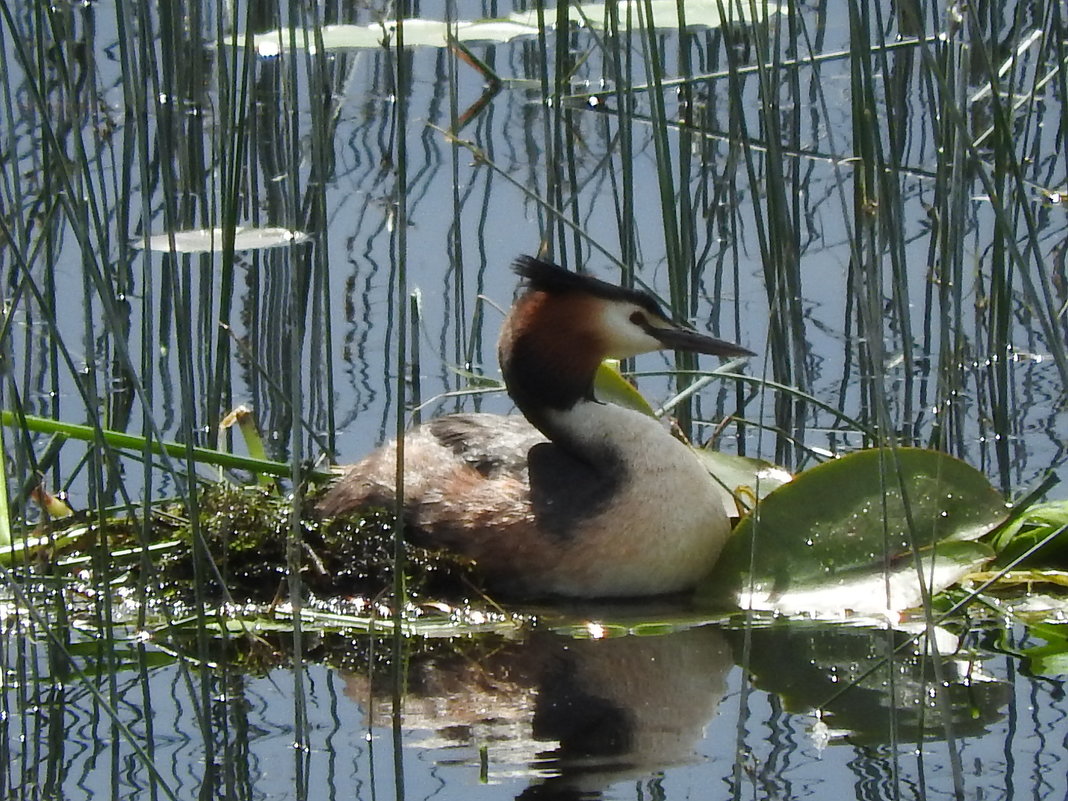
[651,324,755,358]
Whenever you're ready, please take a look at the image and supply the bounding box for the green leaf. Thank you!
[593,360,656,416]
[727,541,994,616]
[738,620,1011,743]
[136,226,308,253]
[0,421,9,548]
[706,448,1010,601]
[1029,650,1068,678]
[993,500,1068,566]
[510,0,784,30]
[692,448,792,518]
[237,20,540,55]
[52,640,176,680]
[1021,622,1068,678]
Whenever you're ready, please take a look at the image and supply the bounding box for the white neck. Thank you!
[543,400,671,469]
[535,399,730,596]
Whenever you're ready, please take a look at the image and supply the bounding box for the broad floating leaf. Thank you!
[733,541,994,617]
[693,448,792,518]
[510,0,784,31]
[452,20,541,43]
[236,1,780,56]
[239,20,540,55]
[137,226,309,254]
[704,448,1011,605]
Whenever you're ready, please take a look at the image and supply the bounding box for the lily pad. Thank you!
[137,226,309,253]
[239,20,540,56]
[510,0,784,31]
[732,541,994,617]
[238,2,782,57]
[705,448,1011,600]
[693,448,792,518]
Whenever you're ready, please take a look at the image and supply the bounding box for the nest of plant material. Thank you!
[153,483,483,604]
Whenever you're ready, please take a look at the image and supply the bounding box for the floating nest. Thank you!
[153,483,483,604]
[10,483,483,609]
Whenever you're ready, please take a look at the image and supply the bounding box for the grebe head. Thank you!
[498,256,753,436]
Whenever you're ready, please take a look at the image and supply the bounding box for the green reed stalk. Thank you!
[446,1,467,387]
[638,0,694,429]
[116,0,161,646]
[871,1,916,442]
[282,4,312,774]
[207,0,255,452]
[391,9,410,801]
[847,0,887,443]
[551,1,572,262]
[850,8,967,790]
[0,410,308,479]
[154,0,222,773]
[637,0,680,271]
[605,0,637,276]
[982,9,1014,493]
[0,423,9,549]
[410,291,423,426]
[718,0,800,465]
[768,1,807,461]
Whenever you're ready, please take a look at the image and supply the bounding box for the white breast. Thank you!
[537,402,730,597]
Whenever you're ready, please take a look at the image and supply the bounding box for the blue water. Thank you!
[3,1,1068,799]
[3,618,1062,800]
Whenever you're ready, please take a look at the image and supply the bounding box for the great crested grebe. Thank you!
[317,256,753,598]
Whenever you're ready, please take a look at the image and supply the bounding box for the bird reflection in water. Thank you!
[343,624,732,799]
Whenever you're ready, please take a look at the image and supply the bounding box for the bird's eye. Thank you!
[629,311,646,327]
